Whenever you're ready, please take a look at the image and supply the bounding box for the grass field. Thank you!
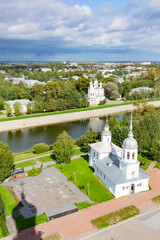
[0,225,9,239]
[138,154,152,170]
[38,148,88,163]
[1,98,160,123]
[72,148,88,155]
[14,160,36,169]
[38,154,56,163]
[91,205,140,230]
[55,156,114,203]
[76,201,95,210]
[152,195,160,205]
[14,150,53,162]
[0,186,18,216]
[154,162,160,168]
[15,214,49,231]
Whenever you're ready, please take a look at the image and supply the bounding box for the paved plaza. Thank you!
[8,167,89,219]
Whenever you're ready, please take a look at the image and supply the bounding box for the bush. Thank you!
[98,99,106,106]
[49,144,54,150]
[33,143,49,154]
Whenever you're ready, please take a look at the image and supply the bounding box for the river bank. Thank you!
[0,100,160,133]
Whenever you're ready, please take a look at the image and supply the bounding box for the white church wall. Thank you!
[126,163,139,179]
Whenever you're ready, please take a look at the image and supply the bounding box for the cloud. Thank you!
[0,0,160,60]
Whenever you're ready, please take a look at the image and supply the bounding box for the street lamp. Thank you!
[87,182,90,196]
[74,171,76,184]
[62,162,65,174]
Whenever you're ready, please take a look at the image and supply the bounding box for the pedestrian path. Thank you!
[11,167,160,240]
[6,215,17,235]
[147,160,157,171]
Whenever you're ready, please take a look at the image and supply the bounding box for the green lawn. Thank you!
[38,148,88,163]
[15,214,49,231]
[26,168,42,177]
[72,148,88,156]
[76,201,95,210]
[154,162,160,168]
[91,205,140,230]
[152,195,160,205]
[14,150,53,162]
[138,154,152,170]
[0,186,18,216]
[38,154,56,163]
[14,160,36,169]
[1,98,160,123]
[0,224,9,239]
[55,156,114,203]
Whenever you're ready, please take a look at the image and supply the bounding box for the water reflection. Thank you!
[0,113,127,153]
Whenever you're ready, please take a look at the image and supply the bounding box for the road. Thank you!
[0,100,160,132]
[78,207,160,240]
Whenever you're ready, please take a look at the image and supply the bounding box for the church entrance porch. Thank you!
[131,184,135,193]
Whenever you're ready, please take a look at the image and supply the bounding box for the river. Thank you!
[0,113,126,153]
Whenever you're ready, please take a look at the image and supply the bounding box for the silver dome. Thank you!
[122,137,138,149]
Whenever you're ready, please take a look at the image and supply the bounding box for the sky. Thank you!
[0,0,160,62]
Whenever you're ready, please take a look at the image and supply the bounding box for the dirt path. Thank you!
[1,100,160,133]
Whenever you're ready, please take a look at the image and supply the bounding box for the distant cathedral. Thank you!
[89,114,150,198]
[87,80,105,106]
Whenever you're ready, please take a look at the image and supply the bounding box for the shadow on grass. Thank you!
[141,151,154,160]
[12,192,44,240]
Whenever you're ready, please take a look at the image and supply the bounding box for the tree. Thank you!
[5,104,12,117]
[0,98,5,108]
[27,102,34,114]
[110,89,119,100]
[108,115,119,131]
[53,131,74,164]
[151,140,160,161]
[13,102,22,116]
[120,114,128,127]
[85,127,96,147]
[0,142,14,181]
[112,126,129,147]
[104,82,119,99]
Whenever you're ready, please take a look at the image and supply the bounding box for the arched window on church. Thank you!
[132,152,135,160]
[127,152,130,160]
[94,152,95,158]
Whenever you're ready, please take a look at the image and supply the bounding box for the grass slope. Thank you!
[14,160,36,169]
[14,150,53,162]
[0,186,18,216]
[55,156,114,203]
[1,98,160,123]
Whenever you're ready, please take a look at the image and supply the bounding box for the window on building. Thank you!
[94,152,95,158]
[132,152,135,160]
[123,186,125,190]
[100,171,102,176]
[104,174,105,180]
[97,154,98,160]
[127,152,130,159]
[97,168,99,173]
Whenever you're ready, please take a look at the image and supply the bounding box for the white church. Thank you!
[89,114,150,198]
[87,80,105,106]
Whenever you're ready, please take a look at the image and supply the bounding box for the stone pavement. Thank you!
[8,167,89,219]
[6,216,17,235]
[12,167,160,240]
